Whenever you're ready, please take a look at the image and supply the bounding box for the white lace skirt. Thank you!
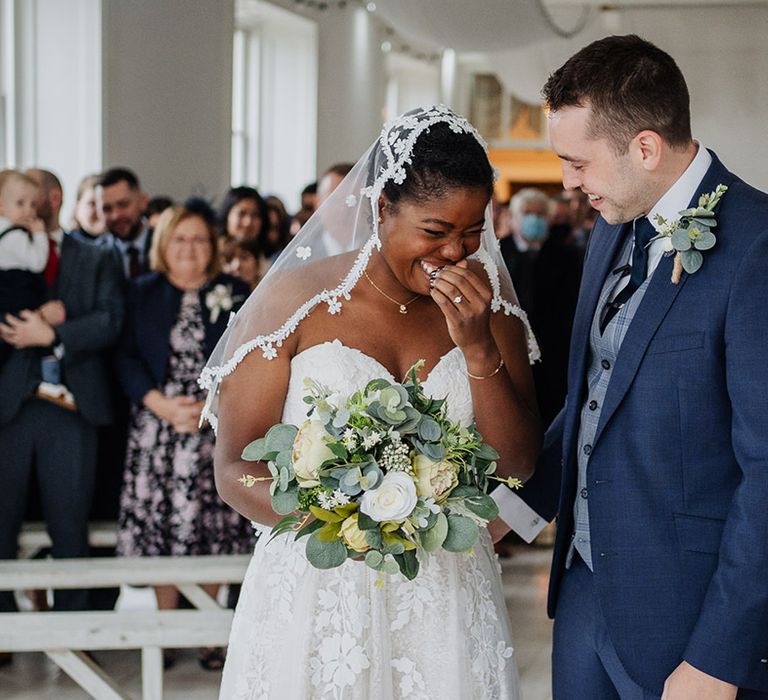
[220,527,520,700]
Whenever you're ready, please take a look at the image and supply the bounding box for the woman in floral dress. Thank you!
[116,204,254,668]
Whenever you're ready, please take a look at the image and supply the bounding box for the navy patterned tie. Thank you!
[600,217,656,333]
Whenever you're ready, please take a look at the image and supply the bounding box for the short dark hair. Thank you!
[382,121,493,208]
[145,195,174,219]
[301,182,317,196]
[542,34,692,154]
[217,186,268,236]
[98,167,141,191]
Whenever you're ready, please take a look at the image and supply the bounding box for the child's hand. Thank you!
[38,300,66,326]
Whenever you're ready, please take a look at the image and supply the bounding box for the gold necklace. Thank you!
[364,269,421,314]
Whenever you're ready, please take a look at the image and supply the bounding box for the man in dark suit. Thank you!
[96,167,151,281]
[492,36,768,698]
[0,169,123,617]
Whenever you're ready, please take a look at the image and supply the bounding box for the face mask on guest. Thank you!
[520,213,549,241]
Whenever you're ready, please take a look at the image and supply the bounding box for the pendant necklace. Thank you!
[364,269,420,314]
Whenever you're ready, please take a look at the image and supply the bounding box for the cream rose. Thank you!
[359,471,417,522]
[292,420,335,487]
[411,454,458,503]
[339,514,370,552]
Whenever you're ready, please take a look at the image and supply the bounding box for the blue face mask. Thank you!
[520,213,548,241]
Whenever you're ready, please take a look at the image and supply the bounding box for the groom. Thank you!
[493,35,768,699]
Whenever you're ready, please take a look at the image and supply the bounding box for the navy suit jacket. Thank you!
[117,272,249,406]
[518,152,768,693]
[0,235,124,427]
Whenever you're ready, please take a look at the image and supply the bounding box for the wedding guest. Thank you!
[218,186,268,243]
[500,187,550,314]
[96,167,151,281]
[262,195,291,261]
[0,168,123,629]
[68,174,110,247]
[0,170,49,368]
[221,236,262,290]
[116,204,254,670]
[144,195,174,230]
[289,182,317,236]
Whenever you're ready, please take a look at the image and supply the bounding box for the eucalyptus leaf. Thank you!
[274,450,291,470]
[305,534,348,569]
[382,558,400,576]
[395,549,419,580]
[272,485,299,515]
[681,249,703,274]
[365,550,383,569]
[241,437,270,461]
[420,441,445,461]
[417,418,442,442]
[265,424,299,452]
[464,493,500,521]
[474,443,500,461]
[420,512,448,552]
[365,528,383,549]
[671,229,692,251]
[442,514,480,552]
[693,230,716,250]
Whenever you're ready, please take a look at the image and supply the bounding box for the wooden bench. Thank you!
[17,520,117,559]
[0,554,251,699]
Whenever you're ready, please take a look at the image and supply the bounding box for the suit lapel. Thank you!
[592,151,736,445]
[562,221,629,452]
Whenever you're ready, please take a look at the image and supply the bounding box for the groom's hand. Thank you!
[661,661,737,700]
[487,517,511,544]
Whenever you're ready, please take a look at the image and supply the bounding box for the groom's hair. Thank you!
[542,34,692,155]
[383,122,494,209]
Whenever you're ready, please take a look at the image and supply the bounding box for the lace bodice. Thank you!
[283,339,473,427]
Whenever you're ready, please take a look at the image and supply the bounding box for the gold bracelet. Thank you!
[466,356,504,380]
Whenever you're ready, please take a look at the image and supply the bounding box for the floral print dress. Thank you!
[117,291,255,557]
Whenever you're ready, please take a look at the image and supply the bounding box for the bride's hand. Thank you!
[430,261,498,367]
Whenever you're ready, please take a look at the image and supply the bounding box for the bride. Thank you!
[201,105,541,699]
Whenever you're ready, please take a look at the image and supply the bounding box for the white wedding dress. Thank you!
[220,339,521,700]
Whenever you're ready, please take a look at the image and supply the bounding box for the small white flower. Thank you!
[317,492,333,509]
[361,431,383,450]
[296,246,312,260]
[261,345,277,360]
[327,298,342,315]
[661,236,675,253]
[342,429,358,450]
[332,489,351,506]
[345,194,358,208]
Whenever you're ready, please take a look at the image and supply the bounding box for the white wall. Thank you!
[235,0,318,212]
[1,0,102,219]
[101,0,234,203]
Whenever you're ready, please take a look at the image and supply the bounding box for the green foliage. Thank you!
[305,533,348,569]
[442,515,480,552]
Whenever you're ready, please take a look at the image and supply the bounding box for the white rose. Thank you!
[661,236,675,253]
[292,420,335,487]
[359,471,417,522]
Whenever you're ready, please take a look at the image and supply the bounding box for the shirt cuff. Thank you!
[491,487,550,543]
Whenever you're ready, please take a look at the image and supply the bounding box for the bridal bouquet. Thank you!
[238,362,520,581]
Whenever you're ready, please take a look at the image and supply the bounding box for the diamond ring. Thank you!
[453,295,463,304]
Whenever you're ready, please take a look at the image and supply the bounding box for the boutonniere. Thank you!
[653,184,728,284]
[205,283,234,323]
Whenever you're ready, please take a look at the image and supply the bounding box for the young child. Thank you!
[0,169,49,367]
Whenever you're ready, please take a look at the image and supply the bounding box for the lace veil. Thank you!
[200,105,539,430]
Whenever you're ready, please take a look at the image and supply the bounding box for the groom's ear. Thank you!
[632,130,663,172]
